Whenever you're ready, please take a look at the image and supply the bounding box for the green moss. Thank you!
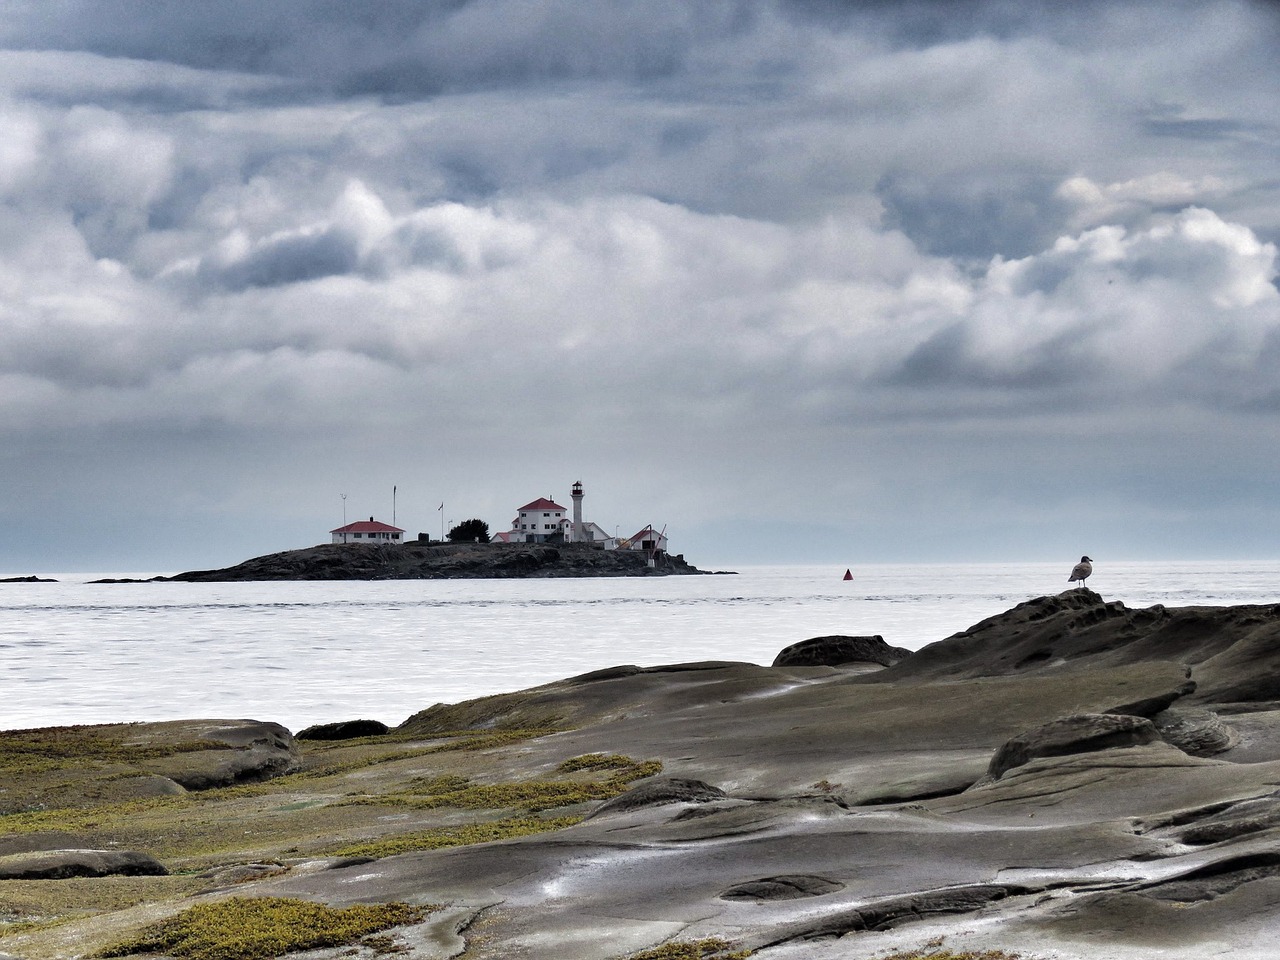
[259,728,563,785]
[96,897,430,960]
[396,694,556,734]
[349,756,663,814]
[422,727,564,753]
[332,814,583,859]
[558,752,640,773]
[624,938,751,960]
[0,727,234,781]
[0,793,190,833]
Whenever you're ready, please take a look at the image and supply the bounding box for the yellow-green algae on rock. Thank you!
[95,896,432,960]
[623,938,752,960]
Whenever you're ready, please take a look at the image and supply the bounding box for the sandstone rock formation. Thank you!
[985,712,1160,780]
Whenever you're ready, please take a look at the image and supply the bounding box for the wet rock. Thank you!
[772,635,911,668]
[0,849,167,880]
[987,713,1159,780]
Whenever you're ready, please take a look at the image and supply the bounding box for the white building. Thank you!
[560,518,614,545]
[622,525,668,553]
[507,497,568,543]
[499,482,621,547]
[331,517,405,543]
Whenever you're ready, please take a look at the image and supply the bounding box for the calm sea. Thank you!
[2,561,1277,733]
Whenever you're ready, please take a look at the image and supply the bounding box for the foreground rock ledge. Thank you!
[8,589,1280,960]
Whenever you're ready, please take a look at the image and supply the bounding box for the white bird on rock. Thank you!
[1068,556,1093,588]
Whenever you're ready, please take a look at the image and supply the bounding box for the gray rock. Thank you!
[871,591,1280,690]
[772,635,911,668]
[589,776,727,818]
[721,875,845,901]
[296,719,389,741]
[141,720,300,790]
[1137,850,1280,902]
[0,849,167,880]
[754,883,1033,945]
[1176,794,1280,845]
[1152,708,1237,756]
[987,713,1159,780]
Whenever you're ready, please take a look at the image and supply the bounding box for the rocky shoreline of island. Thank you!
[69,540,725,583]
[5,588,1280,959]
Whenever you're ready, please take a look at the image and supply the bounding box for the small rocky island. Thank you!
[6,589,1280,960]
[151,541,716,582]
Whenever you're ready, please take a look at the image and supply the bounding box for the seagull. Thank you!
[1068,555,1093,588]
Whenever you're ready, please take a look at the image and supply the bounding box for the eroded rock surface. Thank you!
[986,713,1160,780]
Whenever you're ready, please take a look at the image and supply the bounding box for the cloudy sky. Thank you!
[2,0,1279,572]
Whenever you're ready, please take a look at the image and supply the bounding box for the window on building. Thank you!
[354,533,362,539]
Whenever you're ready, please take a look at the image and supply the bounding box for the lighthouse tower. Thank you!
[571,481,584,542]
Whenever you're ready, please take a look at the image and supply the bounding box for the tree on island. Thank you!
[448,518,491,543]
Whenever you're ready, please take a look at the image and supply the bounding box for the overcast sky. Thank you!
[2,0,1279,572]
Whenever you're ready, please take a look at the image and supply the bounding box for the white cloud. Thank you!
[1057,173,1231,229]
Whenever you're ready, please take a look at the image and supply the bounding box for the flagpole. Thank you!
[393,485,397,528]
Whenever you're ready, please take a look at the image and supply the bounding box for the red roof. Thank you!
[517,498,566,512]
[331,519,405,534]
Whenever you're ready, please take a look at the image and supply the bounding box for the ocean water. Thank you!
[2,561,1278,734]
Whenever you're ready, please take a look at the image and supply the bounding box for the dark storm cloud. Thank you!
[876,170,1070,259]
[0,1,754,97]
[197,226,362,290]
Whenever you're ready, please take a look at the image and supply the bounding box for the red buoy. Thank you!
[843,569,853,581]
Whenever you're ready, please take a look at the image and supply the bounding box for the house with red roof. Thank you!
[331,517,405,544]
[504,496,568,543]
[498,483,660,551]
